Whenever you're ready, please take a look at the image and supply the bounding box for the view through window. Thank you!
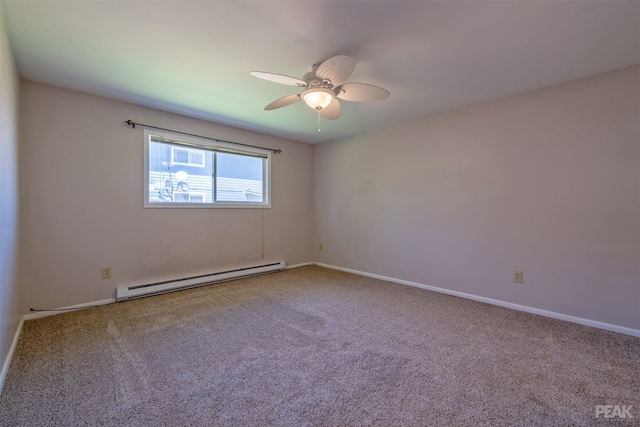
[144,129,270,208]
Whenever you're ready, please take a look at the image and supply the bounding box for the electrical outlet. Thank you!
[513,270,523,283]
[319,244,323,252]
[101,267,112,279]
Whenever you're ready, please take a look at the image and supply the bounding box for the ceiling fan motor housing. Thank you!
[303,72,330,89]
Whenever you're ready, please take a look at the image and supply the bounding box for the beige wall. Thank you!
[20,82,314,312]
[14,64,640,332]
[314,65,640,330]
[0,7,21,381]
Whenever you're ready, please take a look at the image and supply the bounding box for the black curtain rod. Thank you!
[124,120,282,154]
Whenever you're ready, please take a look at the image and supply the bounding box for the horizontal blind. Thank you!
[150,136,268,159]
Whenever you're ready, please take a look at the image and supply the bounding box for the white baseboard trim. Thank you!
[22,262,311,321]
[23,298,116,321]
[21,262,311,321]
[285,262,315,270]
[315,263,640,338]
[1,316,24,396]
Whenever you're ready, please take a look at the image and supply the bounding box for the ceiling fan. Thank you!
[250,55,390,123]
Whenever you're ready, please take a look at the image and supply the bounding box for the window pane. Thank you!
[190,151,204,166]
[148,141,213,204]
[173,149,189,164]
[173,192,190,203]
[215,152,264,203]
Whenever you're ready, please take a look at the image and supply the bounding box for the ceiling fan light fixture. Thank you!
[302,88,334,110]
[251,55,389,125]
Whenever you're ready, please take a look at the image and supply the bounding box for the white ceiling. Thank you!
[2,1,639,144]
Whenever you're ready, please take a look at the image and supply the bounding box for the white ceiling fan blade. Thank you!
[315,55,356,87]
[318,98,341,120]
[335,82,390,102]
[264,94,302,110]
[250,71,307,87]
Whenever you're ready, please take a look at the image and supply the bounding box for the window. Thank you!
[144,129,270,208]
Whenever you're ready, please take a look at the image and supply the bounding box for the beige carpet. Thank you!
[1,266,638,426]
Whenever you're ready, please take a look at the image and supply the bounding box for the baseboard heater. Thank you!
[116,261,285,302]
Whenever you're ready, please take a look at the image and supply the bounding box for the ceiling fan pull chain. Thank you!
[317,109,321,133]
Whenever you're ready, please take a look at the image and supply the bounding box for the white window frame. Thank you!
[144,128,271,209]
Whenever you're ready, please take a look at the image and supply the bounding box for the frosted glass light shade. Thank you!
[302,88,334,110]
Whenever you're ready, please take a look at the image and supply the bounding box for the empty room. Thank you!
[0,1,638,426]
